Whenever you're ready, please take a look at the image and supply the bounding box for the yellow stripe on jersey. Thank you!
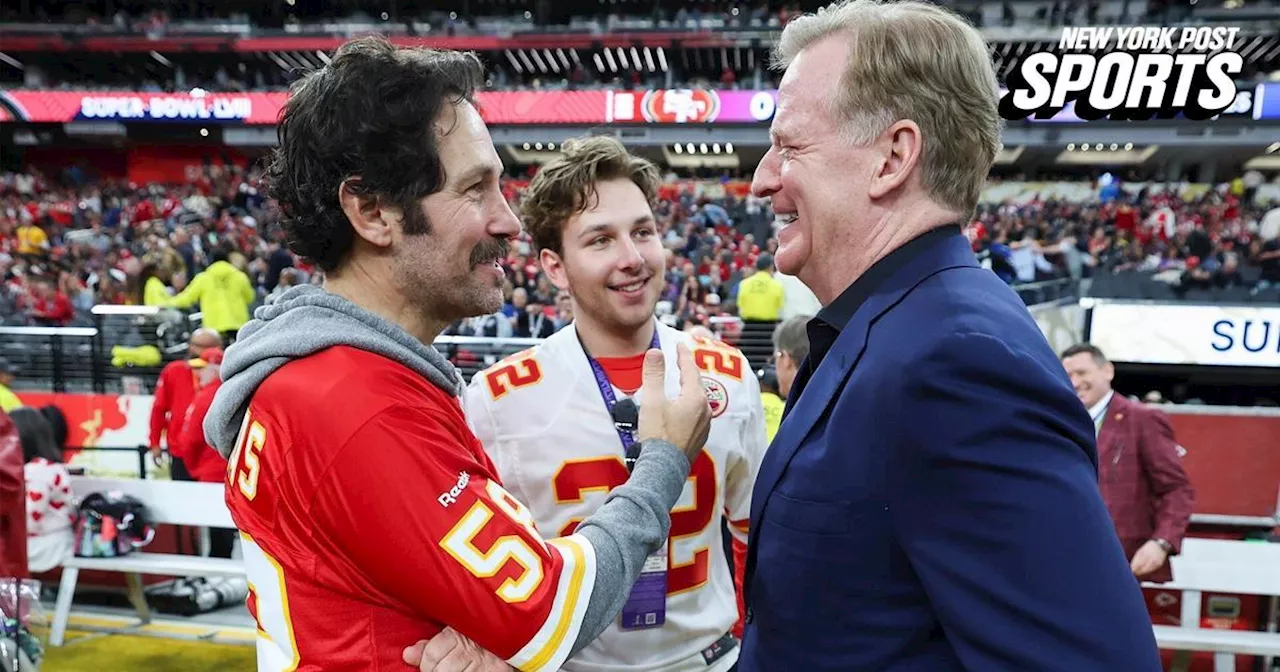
[241,532,301,672]
[508,534,596,672]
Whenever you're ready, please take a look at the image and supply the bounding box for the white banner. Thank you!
[1031,301,1086,355]
[1089,303,1280,367]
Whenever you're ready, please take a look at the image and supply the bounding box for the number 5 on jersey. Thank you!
[440,480,547,604]
[228,412,268,501]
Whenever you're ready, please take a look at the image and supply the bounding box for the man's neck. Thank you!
[323,262,447,345]
[1089,389,1115,417]
[577,313,656,359]
[806,204,959,306]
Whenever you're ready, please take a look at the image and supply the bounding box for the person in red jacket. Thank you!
[176,347,234,558]
[0,410,28,579]
[148,328,222,477]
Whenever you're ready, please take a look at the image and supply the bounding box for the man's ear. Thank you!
[338,178,396,249]
[868,120,923,200]
[540,248,570,292]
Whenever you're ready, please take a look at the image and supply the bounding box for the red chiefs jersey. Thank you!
[150,360,200,449]
[178,381,227,483]
[224,346,596,671]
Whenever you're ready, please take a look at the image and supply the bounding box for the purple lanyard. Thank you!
[579,326,662,471]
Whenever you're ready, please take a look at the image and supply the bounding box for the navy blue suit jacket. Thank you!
[738,232,1161,671]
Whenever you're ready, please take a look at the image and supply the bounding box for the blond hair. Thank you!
[520,135,661,255]
[773,0,1002,217]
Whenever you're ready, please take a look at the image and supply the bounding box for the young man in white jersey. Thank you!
[422,136,767,672]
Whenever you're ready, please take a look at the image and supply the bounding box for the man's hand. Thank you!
[637,343,712,464]
[149,445,165,467]
[402,627,513,672]
[1130,540,1169,577]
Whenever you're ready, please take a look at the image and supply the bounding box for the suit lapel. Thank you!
[780,356,813,420]
[1096,394,1127,467]
[749,313,871,533]
[747,233,980,552]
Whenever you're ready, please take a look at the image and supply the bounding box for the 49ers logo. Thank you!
[640,89,722,124]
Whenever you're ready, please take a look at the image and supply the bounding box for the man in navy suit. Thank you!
[739,1,1163,670]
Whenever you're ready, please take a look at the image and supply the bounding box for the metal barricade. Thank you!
[0,326,102,393]
[1012,277,1080,306]
[62,445,151,480]
[6,278,1076,394]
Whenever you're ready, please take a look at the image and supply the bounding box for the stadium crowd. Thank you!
[1,163,1279,339]
[8,0,1274,94]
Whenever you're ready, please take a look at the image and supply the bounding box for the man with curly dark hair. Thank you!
[201,36,712,672]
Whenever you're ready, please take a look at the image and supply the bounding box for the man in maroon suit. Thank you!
[1061,343,1195,583]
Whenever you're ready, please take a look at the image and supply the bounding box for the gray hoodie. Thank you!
[203,284,692,660]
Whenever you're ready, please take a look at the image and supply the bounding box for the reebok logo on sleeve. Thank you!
[999,26,1245,122]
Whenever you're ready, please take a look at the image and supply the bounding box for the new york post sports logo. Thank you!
[999,26,1244,121]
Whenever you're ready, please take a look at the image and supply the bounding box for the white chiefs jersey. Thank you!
[462,320,767,672]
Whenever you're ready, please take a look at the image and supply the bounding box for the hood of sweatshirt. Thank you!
[203,260,242,279]
[202,284,463,458]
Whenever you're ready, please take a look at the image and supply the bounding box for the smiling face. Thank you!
[394,100,522,322]
[540,178,665,336]
[751,35,880,289]
[1062,351,1114,409]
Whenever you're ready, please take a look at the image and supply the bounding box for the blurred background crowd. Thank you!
[3,165,1278,336]
[1,0,1279,669]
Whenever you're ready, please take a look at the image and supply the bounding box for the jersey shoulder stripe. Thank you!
[508,534,596,671]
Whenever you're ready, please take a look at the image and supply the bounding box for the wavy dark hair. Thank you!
[40,404,68,452]
[264,36,486,271]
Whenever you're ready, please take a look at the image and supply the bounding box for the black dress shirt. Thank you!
[788,224,962,409]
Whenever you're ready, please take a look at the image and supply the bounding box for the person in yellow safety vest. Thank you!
[756,366,785,444]
[0,358,21,413]
[145,267,172,307]
[166,248,256,342]
[736,254,785,322]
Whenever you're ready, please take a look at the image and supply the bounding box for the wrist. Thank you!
[1152,538,1174,555]
[637,438,692,472]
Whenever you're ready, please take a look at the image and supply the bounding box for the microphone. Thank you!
[611,398,642,472]
[611,398,639,432]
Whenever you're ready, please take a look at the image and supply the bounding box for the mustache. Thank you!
[469,238,510,267]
